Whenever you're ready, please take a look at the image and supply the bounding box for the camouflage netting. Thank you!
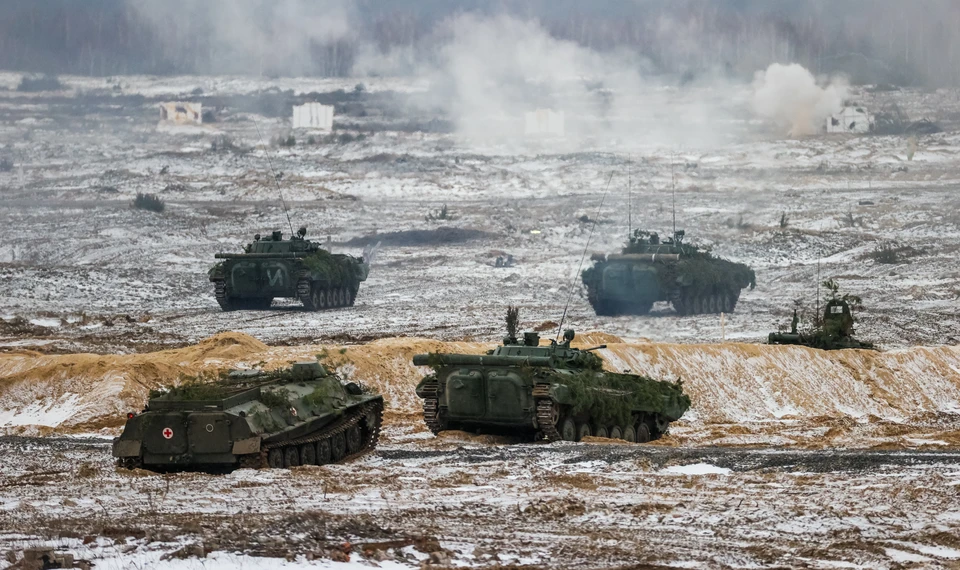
[660,254,756,296]
[302,251,350,285]
[550,370,690,427]
[582,240,756,299]
[149,371,230,400]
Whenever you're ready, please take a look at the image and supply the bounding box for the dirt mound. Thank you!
[3,334,960,446]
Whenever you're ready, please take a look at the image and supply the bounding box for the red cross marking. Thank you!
[162,427,174,439]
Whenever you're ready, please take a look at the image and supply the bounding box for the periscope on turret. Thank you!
[112,361,384,472]
[208,226,373,311]
[581,229,756,316]
[413,319,690,443]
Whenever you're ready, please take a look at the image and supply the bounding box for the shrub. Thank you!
[0,156,12,172]
[132,192,165,213]
[278,134,296,147]
[17,74,64,92]
[861,241,923,264]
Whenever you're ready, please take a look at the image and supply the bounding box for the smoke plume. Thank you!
[752,63,848,136]
[127,0,355,76]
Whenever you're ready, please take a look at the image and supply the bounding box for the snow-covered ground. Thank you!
[2,74,960,568]
[2,434,960,569]
[1,76,959,353]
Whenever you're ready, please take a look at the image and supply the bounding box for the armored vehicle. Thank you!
[209,227,370,311]
[582,229,755,316]
[768,298,874,350]
[413,327,690,443]
[113,361,383,472]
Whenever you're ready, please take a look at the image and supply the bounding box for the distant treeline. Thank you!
[1,0,958,86]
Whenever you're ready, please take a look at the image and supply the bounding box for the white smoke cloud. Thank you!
[361,13,742,150]
[127,0,355,76]
[752,63,848,136]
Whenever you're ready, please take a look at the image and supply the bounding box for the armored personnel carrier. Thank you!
[582,229,755,316]
[768,298,874,350]
[113,361,383,472]
[209,227,370,311]
[413,311,690,442]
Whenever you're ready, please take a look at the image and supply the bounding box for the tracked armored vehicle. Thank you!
[768,298,874,350]
[209,227,370,311]
[582,229,755,316]
[414,327,690,443]
[113,361,383,472]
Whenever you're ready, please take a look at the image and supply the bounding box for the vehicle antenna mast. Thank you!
[816,252,821,325]
[556,173,613,342]
[627,168,632,241]
[671,153,677,236]
[253,118,295,236]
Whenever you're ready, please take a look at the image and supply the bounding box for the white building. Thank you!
[159,102,202,125]
[292,103,334,130]
[827,106,873,133]
[524,109,565,137]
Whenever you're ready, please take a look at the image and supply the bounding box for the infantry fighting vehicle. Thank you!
[413,310,690,442]
[582,229,755,316]
[209,227,370,311]
[113,361,383,472]
[768,298,874,350]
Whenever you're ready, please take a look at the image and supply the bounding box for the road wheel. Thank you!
[559,417,577,442]
[345,425,362,454]
[284,447,300,467]
[348,288,358,306]
[267,448,284,469]
[593,425,608,439]
[636,423,651,443]
[609,426,623,440]
[316,439,332,465]
[577,422,592,442]
[331,432,346,461]
[623,425,637,443]
[300,443,316,465]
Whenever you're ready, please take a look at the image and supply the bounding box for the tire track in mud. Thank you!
[6,436,960,473]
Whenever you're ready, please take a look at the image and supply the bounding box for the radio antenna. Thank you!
[556,173,613,342]
[253,118,295,236]
[671,154,677,236]
[816,252,821,325]
[627,168,632,241]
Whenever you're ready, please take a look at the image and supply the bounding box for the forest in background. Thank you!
[1,0,958,86]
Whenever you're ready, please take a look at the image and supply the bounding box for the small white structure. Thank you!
[524,109,565,137]
[827,106,873,133]
[292,103,334,130]
[159,102,202,125]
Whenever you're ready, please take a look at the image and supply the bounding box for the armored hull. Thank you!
[209,228,370,311]
[414,331,690,443]
[582,230,755,316]
[113,362,383,472]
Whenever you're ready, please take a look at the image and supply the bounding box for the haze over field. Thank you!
[2,1,960,569]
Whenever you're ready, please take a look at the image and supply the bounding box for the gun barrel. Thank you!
[607,253,681,262]
[214,252,311,259]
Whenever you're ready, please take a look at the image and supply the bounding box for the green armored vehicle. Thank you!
[113,361,383,472]
[768,282,874,350]
[209,227,371,311]
[582,229,755,316]
[413,310,690,442]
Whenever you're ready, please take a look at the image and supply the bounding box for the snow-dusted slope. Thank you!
[2,332,958,446]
